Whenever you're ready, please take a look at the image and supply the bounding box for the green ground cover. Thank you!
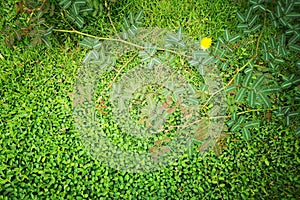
[0,0,299,199]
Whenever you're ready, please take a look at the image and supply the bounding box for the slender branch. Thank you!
[53,28,192,59]
[53,28,145,49]
[104,1,121,40]
[255,12,267,57]
[61,11,75,31]
[26,0,47,23]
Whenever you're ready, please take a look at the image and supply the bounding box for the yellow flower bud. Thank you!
[200,37,212,50]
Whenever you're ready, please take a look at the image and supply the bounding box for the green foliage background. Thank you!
[0,0,299,199]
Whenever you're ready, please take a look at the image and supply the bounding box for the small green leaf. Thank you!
[288,34,300,45]
[79,38,93,49]
[139,51,150,62]
[213,41,221,53]
[93,42,102,50]
[274,58,284,63]
[152,57,161,65]
[292,77,300,85]
[224,29,230,41]
[258,93,271,108]
[65,12,75,22]
[59,0,69,6]
[237,24,248,29]
[251,24,262,32]
[252,75,265,89]
[253,4,265,11]
[74,16,84,28]
[286,13,300,18]
[248,15,258,27]
[177,26,183,41]
[269,52,275,59]
[221,63,228,70]
[282,80,293,89]
[41,37,51,48]
[202,56,214,65]
[276,4,282,17]
[248,90,256,107]
[244,121,260,129]
[198,65,205,75]
[229,34,241,43]
[129,12,134,24]
[261,86,280,94]
[243,71,253,87]
[90,50,99,60]
[262,42,267,51]
[245,7,253,22]
[82,51,93,63]
[242,127,251,140]
[166,33,179,43]
[44,26,53,37]
[279,18,288,26]
[72,3,79,15]
[244,67,253,74]
[225,85,236,93]
[270,12,276,21]
[285,115,290,126]
[218,37,225,44]
[278,46,288,56]
[127,28,135,36]
[232,113,237,121]
[80,8,93,13]
[235,73,242,85]
[296,127,300,135]
[61,0,71,9]
[289,44,300,52]
[270,38,276,49]
[123,17,130,28]
[285,3,294,14]
[135,11,143,22]
[283,108,290,115]
[288,112,299,117]
[189,60,199,67]
[235,88,246,101]
[236,11,245,23]
[227,119,235,128]
[194,51,209,58]
[231,123,241,132]
[238,116,245,124]
[280,34,286,46]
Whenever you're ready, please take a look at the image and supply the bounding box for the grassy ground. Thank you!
[0,0,299,199]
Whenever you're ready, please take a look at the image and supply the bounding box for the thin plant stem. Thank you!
[104,1,121,40]
[53,28,145,49]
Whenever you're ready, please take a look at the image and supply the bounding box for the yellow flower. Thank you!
[200,37,212,50]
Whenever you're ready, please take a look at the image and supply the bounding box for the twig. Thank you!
[104,1,122,40]
[255,12,267,57]
[53,28,144,49]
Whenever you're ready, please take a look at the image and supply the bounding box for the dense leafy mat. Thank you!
[1,0,299,199]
